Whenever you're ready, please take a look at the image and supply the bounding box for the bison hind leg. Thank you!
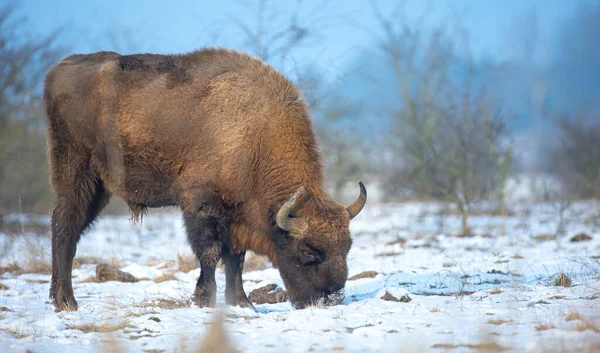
[50,177,110,312]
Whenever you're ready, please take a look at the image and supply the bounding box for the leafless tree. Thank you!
[372,2,511,235]
[315,100,372,201]
[0,3,63,214]
[223,0,336,111]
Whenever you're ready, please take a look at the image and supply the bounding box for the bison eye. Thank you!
[299,246,323,265]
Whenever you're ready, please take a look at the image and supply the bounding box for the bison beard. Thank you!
[44,48,366,312]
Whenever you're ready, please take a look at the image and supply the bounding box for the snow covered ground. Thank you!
[1,202,599,352]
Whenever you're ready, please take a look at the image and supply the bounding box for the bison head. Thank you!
[272,182,367,309]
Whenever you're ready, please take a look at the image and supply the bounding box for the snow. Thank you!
[1,202,600,352]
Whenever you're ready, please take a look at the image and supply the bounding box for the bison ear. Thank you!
[299,245,323,265]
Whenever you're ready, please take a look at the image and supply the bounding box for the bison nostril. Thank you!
[324,283,344,295]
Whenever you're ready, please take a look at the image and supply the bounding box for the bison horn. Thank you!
[346,181,367,220]
[276,186,309,234]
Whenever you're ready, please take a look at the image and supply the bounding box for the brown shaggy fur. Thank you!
[44,48,365,311]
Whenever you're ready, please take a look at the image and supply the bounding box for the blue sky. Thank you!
[18,0,592,76]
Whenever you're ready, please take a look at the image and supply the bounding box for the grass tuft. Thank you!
[553,272,572,287]
[0,326,30,339]
[348,271,378,280]
[487,318,513,325]
[565,312,600,333]
[535,323,555,331]
[66,320,132,333]
[154,270,178,283]
[139,297,190,310]
[176,252,197,273]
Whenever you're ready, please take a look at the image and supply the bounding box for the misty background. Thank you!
[1,0,599,235]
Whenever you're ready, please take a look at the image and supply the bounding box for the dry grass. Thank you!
[487,318,513,326]
[176,252,197,273]
[0,259,50,275]
[376,251,402,257]
[574,320,600,333]
[348,271,378,280]
[22,258,52,274]
[19,238,52,275]
[123,307,160,319]
[138,297,190,310]
[533,233,557,242]
[0,326,30,339]
[1,218,50,236]
[535,323,555,331]
[0,282,9,290]
[243,252,269,273]
[66,320,132,333]
[553,272,573,287]
[154,270,177,283]
[566,312,600,333]
[73,256,103,269]
[565,312,584,322]
[386,238,407,246]
[431,342,507,351]
[0,263,21,276]
[489,288,503,295]
[381,290,412,303]
[24,278,48,284]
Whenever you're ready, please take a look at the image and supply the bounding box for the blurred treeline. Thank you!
[0,2,599,233]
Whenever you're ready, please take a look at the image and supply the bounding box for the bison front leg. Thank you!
[183,200,228,308]
[222,249,256,311]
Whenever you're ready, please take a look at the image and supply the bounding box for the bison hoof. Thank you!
[192,286,216,308]
[227,296,257,312]
[53,293,78,312]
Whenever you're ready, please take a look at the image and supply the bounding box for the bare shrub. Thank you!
[548,116,600,202]
[372,3,512,235]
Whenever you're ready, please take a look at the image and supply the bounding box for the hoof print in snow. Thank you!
[96,263,137,283]
[570,233,592,242]
[381,290,412,303]
[552,273,572,287]
[248,284,288,304]
[348,271,378,280]
[0,282,9,290]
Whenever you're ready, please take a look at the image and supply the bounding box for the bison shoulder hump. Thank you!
[118,55,150,71]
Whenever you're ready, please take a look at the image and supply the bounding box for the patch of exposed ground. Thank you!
[248,284,288,304]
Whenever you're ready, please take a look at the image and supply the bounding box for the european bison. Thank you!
[44,48,366,311]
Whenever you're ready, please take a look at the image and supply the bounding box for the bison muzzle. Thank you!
[44,48,366,312]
